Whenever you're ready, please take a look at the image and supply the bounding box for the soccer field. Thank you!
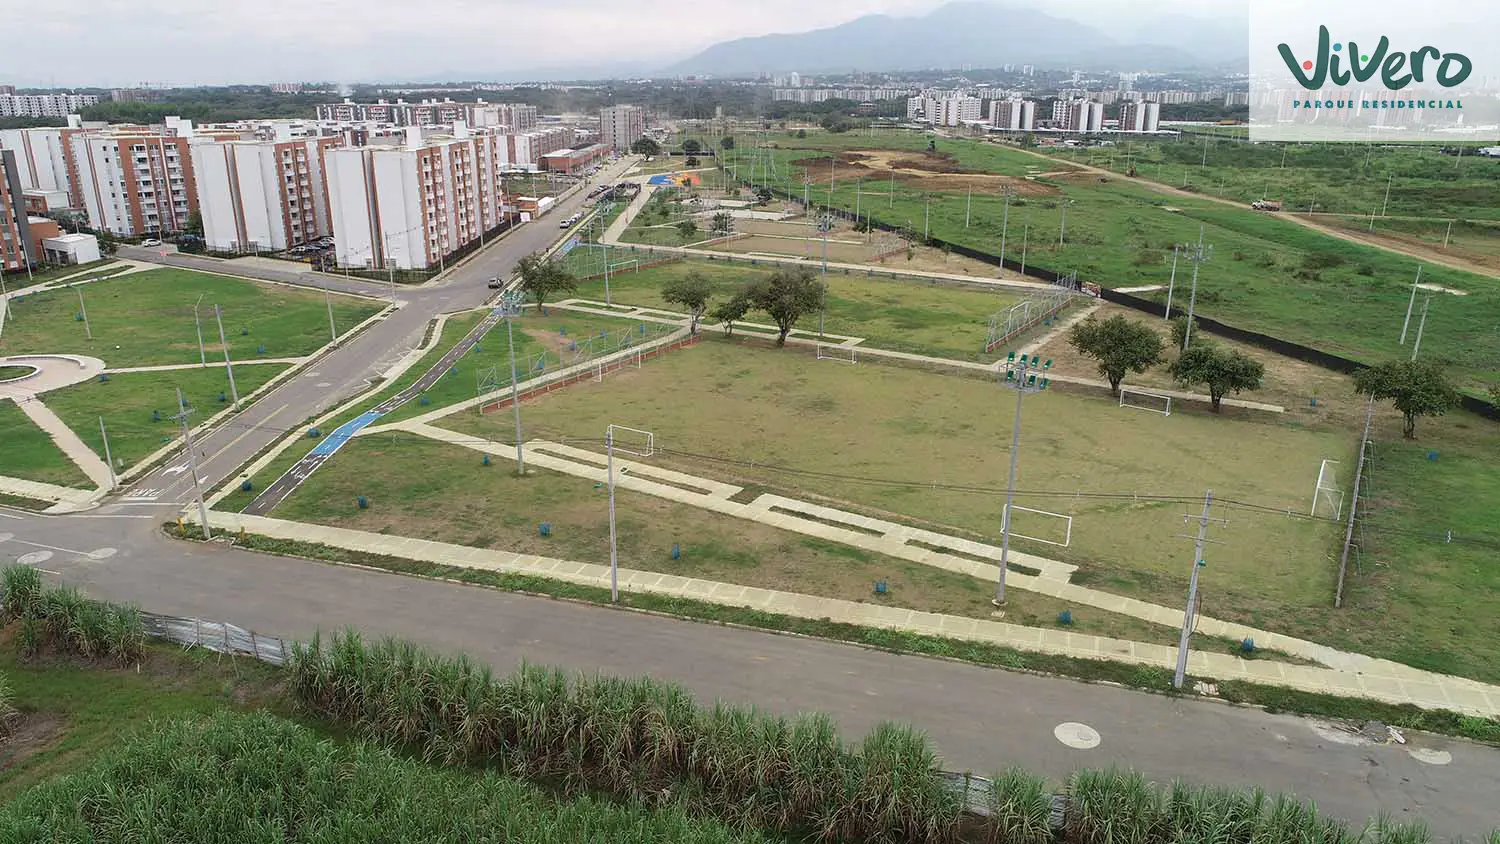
[447,337,1346,618]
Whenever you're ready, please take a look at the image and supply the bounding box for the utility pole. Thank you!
[889,170,894,209]
[1381,172,1393,217]
[193,294,208,367]
[606,425,620,603]
[213,305,239,408]
[1181,226,1213,351]
[77,288,92,339]
[1020,223,1029,276]
[1173,490,1224,689]
[965,184,972,228]
[99,417,117,489]
[1443,220,1453,248]
[1399,266,1422,344]
[999,188,1014,267]
[325,288,337,342]
[819,212,830,338]
[992,353,1051,607]
[173,388,212,540]
[1334,397,1376,608]
[1410,296,1431,361]
[500,292,526,473]
[1164,245,1181,320]
[1058,200,1072,248]
[923,194,931,241]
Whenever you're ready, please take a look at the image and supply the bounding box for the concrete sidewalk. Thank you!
[0,473,98,510]
[105,357,306,374]
[15,397,114,490]
[196,506,1500,718]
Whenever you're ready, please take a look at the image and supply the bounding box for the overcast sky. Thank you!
[10,0,1254,87]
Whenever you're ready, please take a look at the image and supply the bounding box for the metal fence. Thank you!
[141,611,291,666]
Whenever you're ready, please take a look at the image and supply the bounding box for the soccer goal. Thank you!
[1311,459,1344,520]
[593,350,643,382]
[1119,387,1173,417]
[815,343,858,364]
[606,424,655,458]
[1004,505,1073,548]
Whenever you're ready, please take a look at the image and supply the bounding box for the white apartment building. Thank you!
[0,127,80,200]
[70,129,199,236]
[324,127,507,271]
[0,93,99,118]
[1117,100,1161,133]
[1060,100,1104,133]
[600,105,645,152]
[908,94,982,127]
[990,99,1036,131]
[191,137,340,252]
[491,127,570,171]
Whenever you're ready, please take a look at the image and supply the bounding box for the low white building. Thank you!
[41,232,101,265]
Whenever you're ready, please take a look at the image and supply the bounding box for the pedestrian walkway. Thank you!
[0,474,98,511]
[14,397,113,489]
[195,505,1500,718]
[105,357,306,374]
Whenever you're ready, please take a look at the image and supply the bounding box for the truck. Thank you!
[1251,200,1282,212]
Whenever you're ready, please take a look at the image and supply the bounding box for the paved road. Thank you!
[2,510,1494,839]
[4,154,1498,838]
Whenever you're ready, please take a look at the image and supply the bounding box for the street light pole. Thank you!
[500,291,526,473]
[965,184,972,228]
[77,289,92,340]
[1164,245,1180,321]
[992,352,1051,607]
[606,425,620,603]
[213,305,239,408]
[193,294,207,367]
[998,188,1013,267]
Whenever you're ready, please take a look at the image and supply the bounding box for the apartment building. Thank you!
[191,137,340,252]
[1,150,34,271]
[324,127,507,271]
[1060,100,1105,133]
[469,102,537,131]
[989,99,1036,131]
[600,105,645,152]
[0,92,99,118]
[490,127,570,171]
[71,130,199,236]
[1117,100,1161,133]
[315,99,537,130]
[0,126,83,202]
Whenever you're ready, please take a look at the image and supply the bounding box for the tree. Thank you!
[675,219,698,240]
[684,156,700,167]
[720,135,736,150]
[754,186,774,204]
[1354,359,1460,439]
[1169,343,1265,413]
[682,138,702,155]
[1067,315,1164,395]
[710,290,752,336]
[1169,315,1200,350]
[183,210,204,238]
[710,211,735,236]
[662,271,713,335]
[1490,384,1500,415]
[514,252,577,311]
[747,268,824,346]
[630,137,661,157]
[96,230,119,257]
[796,128,807,139]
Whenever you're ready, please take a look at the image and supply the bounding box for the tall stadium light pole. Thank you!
[992,352,1051,607]
[213,305,239,408]
[1181,226,1213,351]
[1164,245,1181,321]
[500,291,526,474]
[192,294,207,367]
[1399,266,1423,344]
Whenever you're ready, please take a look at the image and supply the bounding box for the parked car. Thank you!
[487,277,503,289]
[140,238,162,247]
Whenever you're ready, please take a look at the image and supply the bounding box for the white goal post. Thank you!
[1119,387,1173,417]
[606,424,655,458]
[815,343,858,364]
[1311,458,1344,520]
[1004,505,1073,548]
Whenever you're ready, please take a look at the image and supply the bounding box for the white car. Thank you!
[140,238,163,247]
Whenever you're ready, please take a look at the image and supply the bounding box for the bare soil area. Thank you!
[792,150,1061,198]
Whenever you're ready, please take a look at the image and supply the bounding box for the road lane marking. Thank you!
[0,511,22,520]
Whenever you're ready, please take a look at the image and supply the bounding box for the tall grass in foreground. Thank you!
[290,630,1451,844]
[0,710,776,843]
[0,565,144,663]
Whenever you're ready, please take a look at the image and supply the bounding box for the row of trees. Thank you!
[1067,313,1464,436]
[661,269,824,346]
[1067,315,1265,413]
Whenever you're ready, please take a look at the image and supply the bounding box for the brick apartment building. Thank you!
[191,136,341,252]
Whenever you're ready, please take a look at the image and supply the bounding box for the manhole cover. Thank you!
[17,550,53,565]
[1054,722,1101,750]
[87,547,118,560]
[1409,748,1452,766]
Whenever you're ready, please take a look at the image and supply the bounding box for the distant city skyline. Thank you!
[11,0,1253,88]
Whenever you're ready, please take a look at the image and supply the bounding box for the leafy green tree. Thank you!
[1067,315,1164,395]
[183,210,204,238]
[747,268,824,346]
[684,156,700,168]
[661,271,713,335]
[682,138,702,155]
[95,230,119,256]
[709,290,752,336]
[630,137,661,157]
[675,219,698,240]
[1169,315,1200,350]
[1354,359,1460,439]
[710,211,735,236]
[720,135,735,150]
[754,186,773,204]
[1169,343,1265,413]
[1490,384,1500,414]
[796,128,807,139]
[514,252,577,311]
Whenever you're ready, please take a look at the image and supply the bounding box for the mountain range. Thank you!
[665,1,1247,77]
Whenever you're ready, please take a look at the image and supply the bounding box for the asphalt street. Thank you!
[5,155,1499,839]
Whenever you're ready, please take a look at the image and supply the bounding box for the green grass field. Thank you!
[41,364,288,471]
[722,137,1500,394]
[571,259,1027,361]
[448,337,1344,621]
[0,268,383,368]
[0,259,118,293]
[0,400,92,489]
[272,434,1191,644]
[0,366,34,381]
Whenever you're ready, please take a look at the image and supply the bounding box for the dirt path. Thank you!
[1014,146,1500,280]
